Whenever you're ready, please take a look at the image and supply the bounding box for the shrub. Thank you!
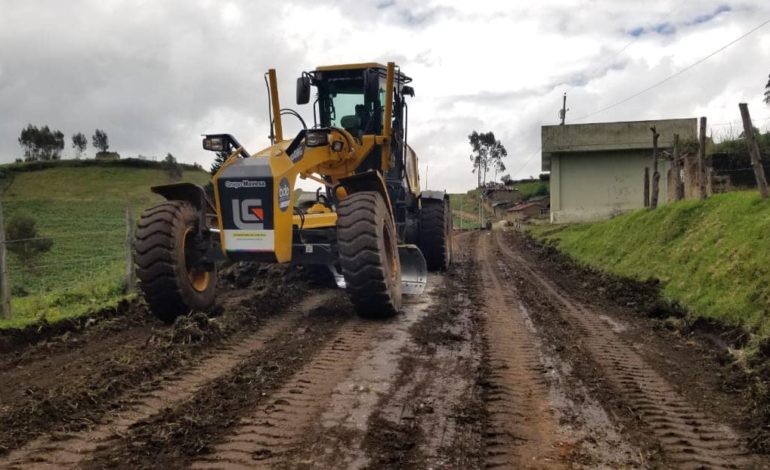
[5,213,53,264]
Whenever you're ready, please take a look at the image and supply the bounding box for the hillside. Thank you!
[531,191,770,353]
[450,180,549,228]
[0,161,211,328]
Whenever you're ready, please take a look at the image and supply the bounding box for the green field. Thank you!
[531,191,770,354]
[1,162,210,328]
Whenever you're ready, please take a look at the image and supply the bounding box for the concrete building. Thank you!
[542,118,697,223]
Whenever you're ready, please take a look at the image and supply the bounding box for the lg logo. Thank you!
[232,199,264,229]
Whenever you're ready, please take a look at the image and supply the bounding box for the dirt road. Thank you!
[0,230,767,468]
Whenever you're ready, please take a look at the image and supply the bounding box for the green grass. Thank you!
[450,189,492,229]
[516,180,549,199]
[1,163,210,329]
[533,191,770,351]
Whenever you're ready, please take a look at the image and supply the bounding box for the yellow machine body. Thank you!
[210,62,421,264]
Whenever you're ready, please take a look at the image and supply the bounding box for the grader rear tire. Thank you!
[337,191,402,318]
[419,198,452,271]
[134,201,215,323]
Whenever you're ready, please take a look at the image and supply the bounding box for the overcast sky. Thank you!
[1,0,769,192]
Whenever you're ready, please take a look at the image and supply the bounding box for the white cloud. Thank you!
[1,0,769,191]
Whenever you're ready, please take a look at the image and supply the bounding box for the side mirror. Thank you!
[363,69,380,101]
[296,75,311,105]
[402,86,415,97]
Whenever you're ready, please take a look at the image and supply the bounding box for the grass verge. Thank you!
[530,190,770,355]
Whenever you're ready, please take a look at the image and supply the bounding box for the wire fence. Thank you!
[0,201,134,324]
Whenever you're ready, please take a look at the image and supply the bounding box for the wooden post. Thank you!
[739,103,769,200]
[698,116,708,200]
[673,134,684,201]
[643,167,650,207]
[125,206,135,293]
[0,202,10,319]
[650,127,661,209]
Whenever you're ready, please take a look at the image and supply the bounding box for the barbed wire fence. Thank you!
[0,201,135,321]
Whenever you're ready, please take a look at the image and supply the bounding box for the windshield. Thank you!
[318,78,382,134]
[328,92,363,127]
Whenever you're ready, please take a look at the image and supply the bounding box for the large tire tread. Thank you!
[419,199,452,271]
[134,201,215,323]
[337,191,401,318]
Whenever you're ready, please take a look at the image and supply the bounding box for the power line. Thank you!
[572,17,770,123]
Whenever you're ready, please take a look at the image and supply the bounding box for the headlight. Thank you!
[202,136,224,151]
[305,131,329,147]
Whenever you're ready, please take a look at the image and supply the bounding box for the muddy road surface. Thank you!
[0,231,767,469]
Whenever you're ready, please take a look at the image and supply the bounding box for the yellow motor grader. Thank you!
[134,62,452,322]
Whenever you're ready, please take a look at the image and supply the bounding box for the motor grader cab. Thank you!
[134,62,452,323]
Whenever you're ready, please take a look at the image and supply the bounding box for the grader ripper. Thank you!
[134,62,452,322]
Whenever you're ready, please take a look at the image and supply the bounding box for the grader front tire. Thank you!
[134,201,216,323]
[337,191,402,318]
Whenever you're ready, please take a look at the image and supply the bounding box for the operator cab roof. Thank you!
[314,62,411,82]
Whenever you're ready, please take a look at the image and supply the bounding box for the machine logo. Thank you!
[289,144,304,163]
[232,199,264,229]
[278,178,291,212]
[225,180,267,189]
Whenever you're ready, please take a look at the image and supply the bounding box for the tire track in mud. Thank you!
[494,231,756,469]
[190,317,381,469]
[84,295,356,469]
[283,290,441,469]
[0,293,336,470]
[476,232,565,468]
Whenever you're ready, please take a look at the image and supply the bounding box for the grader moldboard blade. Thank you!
[398,244,427,295]
[328,245,427,296]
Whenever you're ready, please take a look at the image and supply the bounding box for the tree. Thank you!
[5,214,53,265]
[72,132,87,158]
[765,73,770,106]
[210,151,229,175]
[92,129,109,153]
[17,124,65,161]
[164,153,183,181]
[18,124,38,161]
[468,131,508,187]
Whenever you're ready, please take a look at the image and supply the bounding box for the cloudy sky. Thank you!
[1,0,769,192]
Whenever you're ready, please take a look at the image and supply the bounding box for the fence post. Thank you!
[0,202,10,319]
[698,116,708,200]
[673,134,684,201]
[125,206,135,293]
[739,103,769,200]
[650,127,661,209]
[643,167,650,207]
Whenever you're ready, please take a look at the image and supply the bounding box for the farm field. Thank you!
[0,162,210,328]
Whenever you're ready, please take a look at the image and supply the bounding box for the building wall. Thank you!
[544,118,696,224]
[551,150,671,223]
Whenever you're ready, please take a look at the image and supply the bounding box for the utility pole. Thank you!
[559,93,569,126]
